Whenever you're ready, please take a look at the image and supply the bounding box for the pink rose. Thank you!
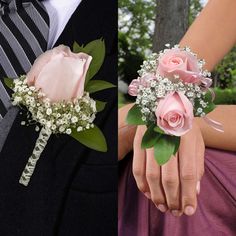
[157,48,201,84]
[128,74,156,96]
[27,45,92,102]
[155,91,194,136]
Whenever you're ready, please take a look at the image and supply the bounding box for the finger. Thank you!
[133,125,150,198]
[161,154,180,216]
[196,135,205,194]
[146,148,167,213]
[179,135,198,216]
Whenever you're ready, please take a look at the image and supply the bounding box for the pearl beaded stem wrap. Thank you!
[19,127,52,186]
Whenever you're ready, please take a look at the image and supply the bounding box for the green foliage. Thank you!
[126,104,146,125]
[141,124,161,149]
[213,46,236,89]
[95,100,107,112]
[189,0,202,24]
[154,135,180,165]
[71,125,107,152]
[86,80,115,94]
[73,39,105,85]
[119,0,156,55]
[4,77,14,90]
[214,88,236,105]
[119,0,156,84]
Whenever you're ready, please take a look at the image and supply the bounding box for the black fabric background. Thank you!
[0,0,117,235]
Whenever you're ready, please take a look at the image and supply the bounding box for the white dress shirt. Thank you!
[42,0,82,49]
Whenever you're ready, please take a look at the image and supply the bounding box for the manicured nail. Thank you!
[157,204,167,213]
[184,206,195,216]
[196,181,200,194]
[144,192,151,199]
[171,210,180,217]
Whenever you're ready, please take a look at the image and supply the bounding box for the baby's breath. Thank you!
[12,76,97,134]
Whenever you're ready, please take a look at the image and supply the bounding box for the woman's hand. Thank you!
[133,121,205,216]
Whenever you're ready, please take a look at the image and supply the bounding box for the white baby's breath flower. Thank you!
[59,126,65,132]
[45,102,50,108]
[82,115,87,121]
[40,119,46,125]
[46,108,52,115]
[29,86,36,91]
[14,96,22,103]
[71,116,78,123]
[197,108,203,113]
[66,128,72,135]
[37,112,43,120]
[51,125,57,130]
[77,126,83,132]
[66,114,72,119]
[46,121,52,128]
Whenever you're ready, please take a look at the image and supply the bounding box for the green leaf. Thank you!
[73,41,84,53]
[71,125,107,152]
[154,135,180,165]
[3,77,14,90]
[126,104,146,125]
[96,100,107,112]
[204,102,216,114]
[73,39,106,84]
[153,126,165,134]
[85,80,115,94]
[202,91,216,114]
[141,124,161,149]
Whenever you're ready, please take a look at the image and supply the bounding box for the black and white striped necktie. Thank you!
[0,0,49,150]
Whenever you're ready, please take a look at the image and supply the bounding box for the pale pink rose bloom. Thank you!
[128,74,156,96]
[155,91,194,136]
[27,45,92,102]
[157,48,202,84]
[128,79,139,96]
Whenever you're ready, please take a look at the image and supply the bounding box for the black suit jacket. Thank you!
[0,1,117,235]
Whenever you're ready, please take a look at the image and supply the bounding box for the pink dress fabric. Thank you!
[119,148,236,236]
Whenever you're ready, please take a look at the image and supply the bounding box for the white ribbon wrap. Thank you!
[19,127,52,186]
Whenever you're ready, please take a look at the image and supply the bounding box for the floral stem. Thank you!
[19,127,52,186]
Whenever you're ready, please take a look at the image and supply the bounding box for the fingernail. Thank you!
[171,210,180,217]
[144,192,151,199]
[184,206,195,216]
[196,181,200,194]
[157,204,167,213]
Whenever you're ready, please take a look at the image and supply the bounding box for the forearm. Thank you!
[195,105,236,151]
[180,0,236,71]
[118,103,137,160]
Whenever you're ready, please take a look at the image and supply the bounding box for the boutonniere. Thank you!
[127,45,223,165]
[4,39,115,186]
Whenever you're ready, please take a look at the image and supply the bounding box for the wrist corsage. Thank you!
[127,45,223,165]
[4,39,115,186]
